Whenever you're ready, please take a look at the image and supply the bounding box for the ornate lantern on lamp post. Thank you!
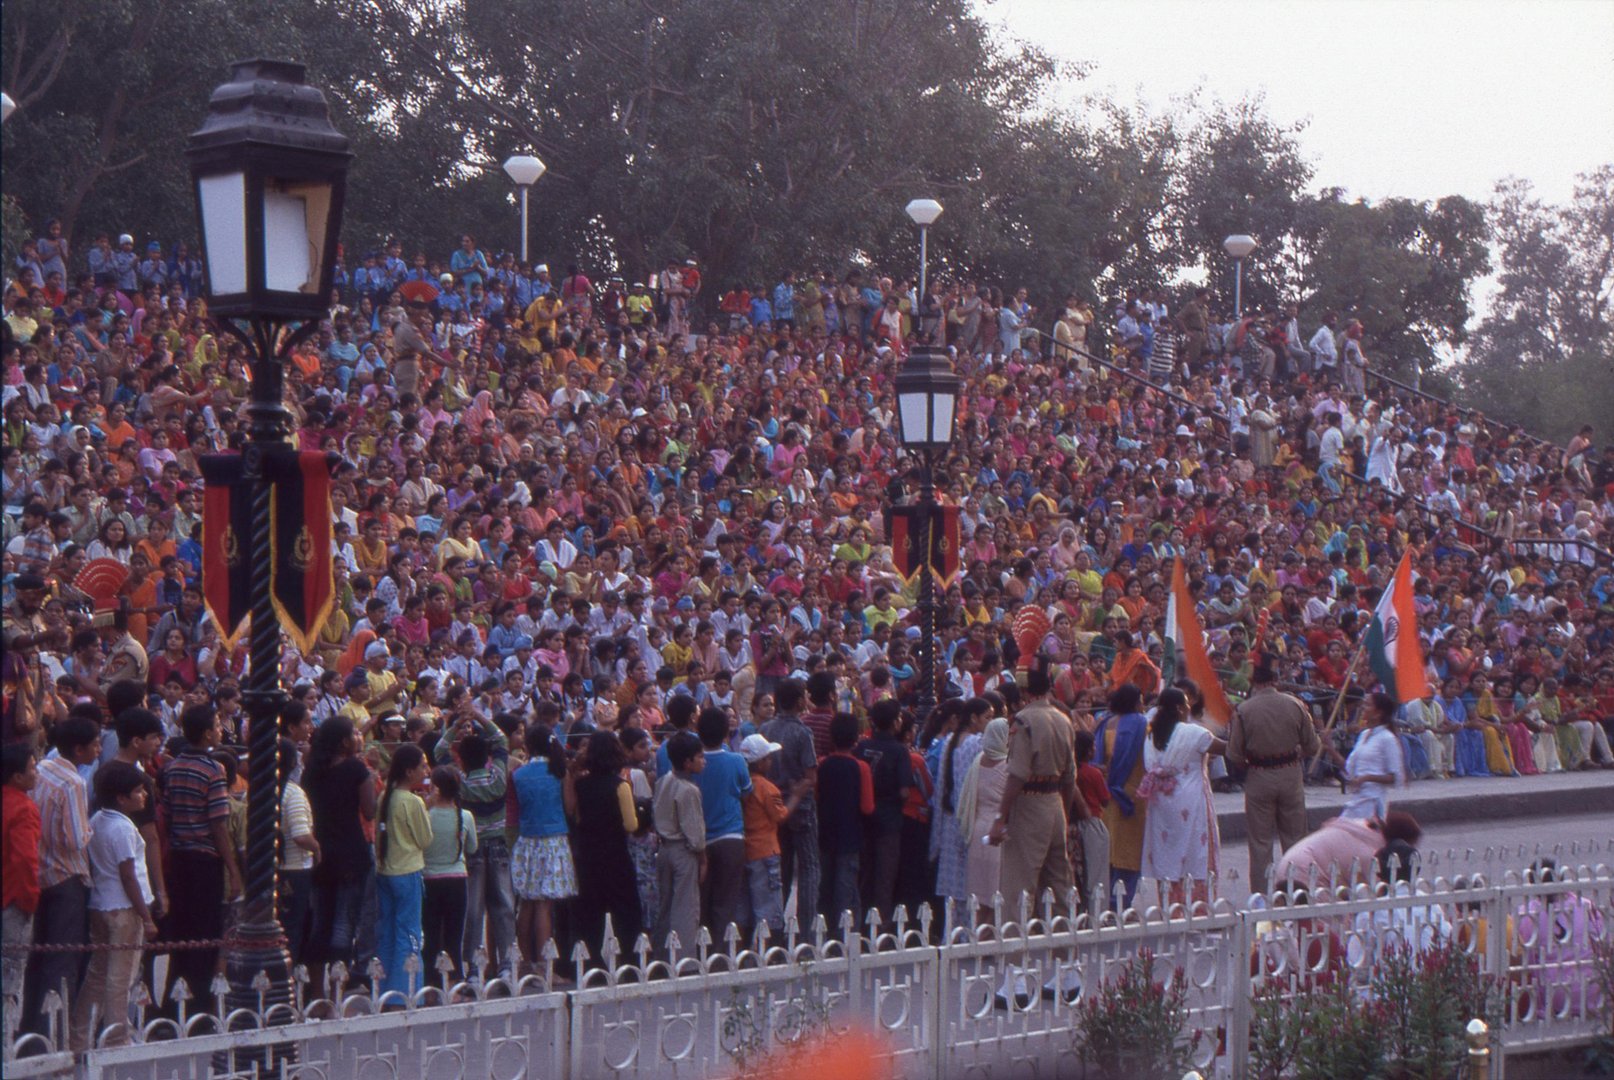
[895,263,961,723]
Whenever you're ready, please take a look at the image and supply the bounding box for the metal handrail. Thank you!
[1338,469,1512,543]
[1023,328,1233,424]
[1504,534,1614,562]
[1365,369,1556,450]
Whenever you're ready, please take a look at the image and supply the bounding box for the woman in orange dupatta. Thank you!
[337,628,378,678]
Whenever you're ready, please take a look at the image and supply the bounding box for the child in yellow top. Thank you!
[375,744,433,996]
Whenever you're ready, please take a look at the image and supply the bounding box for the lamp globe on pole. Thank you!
[1222,233,1258,318]
[503,153,546,264]
[905,198,943,334]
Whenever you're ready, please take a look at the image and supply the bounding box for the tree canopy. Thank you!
[1454,167,1614,441]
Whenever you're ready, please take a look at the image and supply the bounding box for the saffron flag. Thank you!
[268,448,338,654]
[1163,559,1233,725]
[199,453,252,649]
[1366,549,1430,703]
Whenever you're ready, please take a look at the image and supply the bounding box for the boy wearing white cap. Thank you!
[739,733,808,938]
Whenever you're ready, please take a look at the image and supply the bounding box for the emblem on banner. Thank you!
[292,525,314,571]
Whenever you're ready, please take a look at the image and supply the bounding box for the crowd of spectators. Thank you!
[3,222,1612,1046]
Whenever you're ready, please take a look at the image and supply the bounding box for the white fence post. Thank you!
[1227,900,1252,1078]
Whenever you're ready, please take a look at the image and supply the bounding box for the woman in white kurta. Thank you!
[1342,692,1406,821]
[1365,416,1404,494]
[959,718,1010,924]
[1140,689,1224,907]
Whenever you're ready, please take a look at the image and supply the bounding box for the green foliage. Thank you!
[1290,978,1388,1080]
[1172,96,1314,311]
[1587,936,1614,1075]
[1455,167,1614,440]
[1251,941,1503,1080]
[1,0,1579,406]
[1074,950,1195,1080]
[1295,191,1490,381]
[720,967,834,1077]
[1249,982,1309,1080]
[0,0,379,248]
[1370,942,1501,1080]
[334,0,1078,292]
[2,195,30,272]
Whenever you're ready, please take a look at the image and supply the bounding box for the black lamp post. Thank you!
[895,339,960,726]
[187,59,350,1018]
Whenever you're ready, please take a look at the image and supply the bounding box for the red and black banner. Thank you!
[888,505,921,585]
[268,448,337,654]
[887,503,962,588]
[931,504,961,588]
[199,453,252,649]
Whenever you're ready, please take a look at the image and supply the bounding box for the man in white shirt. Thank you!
[1116,304,1142,351]
[1284,303,1309,375]
[586,593,637,640]
[1318,411,1346,495]
[1309,312,1339,377]
[709,592,751,640]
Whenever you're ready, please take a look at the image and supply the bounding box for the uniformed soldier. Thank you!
[1227,661,1322,895]
[988,663,1084,1005]
[988,664,1077,909]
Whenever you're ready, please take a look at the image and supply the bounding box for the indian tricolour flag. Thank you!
[1366,550,1431,703]
[1163,559,1232,725]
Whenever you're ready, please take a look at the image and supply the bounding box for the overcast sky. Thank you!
[985,0,1614,206]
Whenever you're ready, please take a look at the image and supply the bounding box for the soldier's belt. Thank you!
[1021,776,1064,793]
[1245,751,1300,769]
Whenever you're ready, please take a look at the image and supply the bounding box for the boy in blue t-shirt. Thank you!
[695,708,751,938]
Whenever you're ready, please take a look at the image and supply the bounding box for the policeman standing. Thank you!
[988,663,1085,1004]
[1227,660,1321,895]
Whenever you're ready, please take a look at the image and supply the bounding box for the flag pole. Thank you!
[1311,633,1371,769]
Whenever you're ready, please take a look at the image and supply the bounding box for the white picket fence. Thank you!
[6,859,1610,1079]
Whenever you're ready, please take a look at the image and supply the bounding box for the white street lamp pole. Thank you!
[520,185,530,263]
[906,198,943,338]
[1223,234,1258,318]
[503,154,547,263]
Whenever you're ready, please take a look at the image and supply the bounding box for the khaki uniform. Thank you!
[390,317,429,396]
[1228,687,1321,894]
[1000,701,1075,911]
[1179,299,1209,368]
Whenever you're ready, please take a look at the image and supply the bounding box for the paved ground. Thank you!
[1212,767,1614,839]
[1208,811,1614,904]
[1201,769,1614,903]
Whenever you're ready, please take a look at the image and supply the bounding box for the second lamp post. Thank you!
[503,153,546,264]
[897,197,959,724]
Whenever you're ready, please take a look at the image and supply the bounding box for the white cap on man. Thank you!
[739,733,782,763]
